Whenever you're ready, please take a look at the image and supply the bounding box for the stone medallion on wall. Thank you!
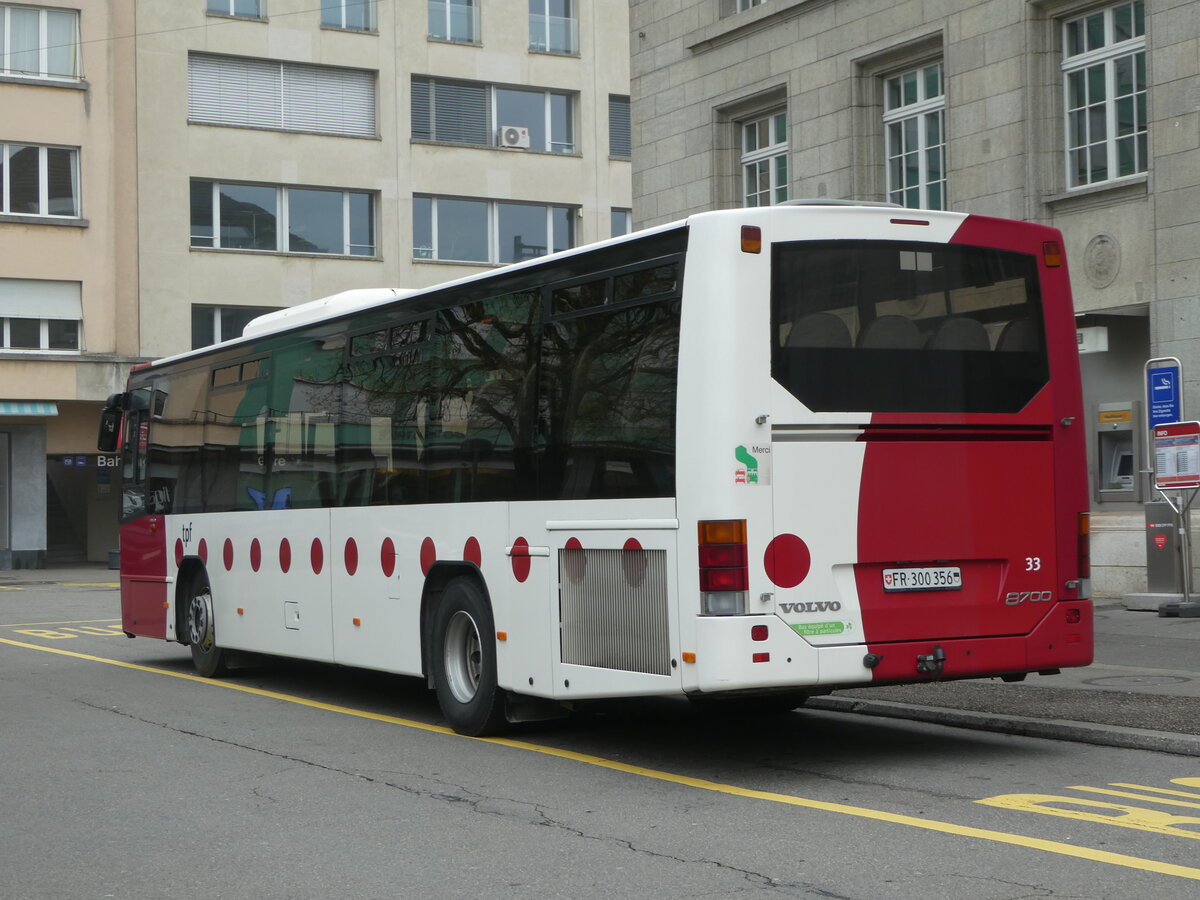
[1083,233,1121,289]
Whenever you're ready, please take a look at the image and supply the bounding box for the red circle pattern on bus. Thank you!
[420,537,436,576]
[223,538,234,571]
[279,538,292,574]
[250,538,262,572]
[381,537,396,577]
[310,538,323,575]
[174,539,184,567]
[344,538,358,576]
[510,537,531,582]
[198,539,208,565]
[764,533,811,588]
[622,537,646,587]
[464,536,482,568]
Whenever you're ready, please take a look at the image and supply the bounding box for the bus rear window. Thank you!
[771,240,1049,413]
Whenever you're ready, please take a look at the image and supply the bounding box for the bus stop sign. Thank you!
[1153,421,1200,491]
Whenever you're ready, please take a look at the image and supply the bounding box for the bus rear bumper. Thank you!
[863,600,1094,684]
[688,601,1093,693]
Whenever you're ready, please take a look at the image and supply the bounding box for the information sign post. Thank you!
[1151,421,1200,617]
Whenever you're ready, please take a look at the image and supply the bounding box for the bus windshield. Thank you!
[771,240,1049,413]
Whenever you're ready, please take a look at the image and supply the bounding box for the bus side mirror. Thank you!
[97,407,123,452]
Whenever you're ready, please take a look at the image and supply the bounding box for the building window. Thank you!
[413,196,575,264]
[428,0,478,42]
[207,0,264,18]
[611,208,631,237]
[188,53,376,137]
[1062,0,1146,188]
[191,181,376,257]
[192,305,281,348]
[740,111,788,207]
[0,278,81,351]
[529,0,576,54]
[0,4,79,79]
[322,0,374,31]
[1,144,79,218]
[883,61,946,210]
[738,0,766,10]
[411,77,575,153]
[609,95,631,158]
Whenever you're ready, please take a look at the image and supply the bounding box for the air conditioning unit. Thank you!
[498,125,531,149]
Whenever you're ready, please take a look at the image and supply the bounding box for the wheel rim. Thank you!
[443,610,482,704]
[188,590,214,651]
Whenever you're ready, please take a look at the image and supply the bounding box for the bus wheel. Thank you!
[186,575,227,677]
[431,577,506,736]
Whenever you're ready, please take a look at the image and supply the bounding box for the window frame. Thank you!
[206,0,265,20]
[608,95,631,159]
[411,77,577,154]
[610,208,632,238]
[192,305,283,349]
[0,4,80,80]
[1061,0,1147,190]
[739,111,788,207]
[882,60,946,210]
[187,53,377,138]
[1,317,80,352]
[321,0,375,32]
[428,0,479,43]
[528,0,577,55]
[0,143,80,218]
[190,180,377,258]
[413,195,577,265]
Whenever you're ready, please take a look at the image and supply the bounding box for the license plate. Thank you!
[882,566,962,592]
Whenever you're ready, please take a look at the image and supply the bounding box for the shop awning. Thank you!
[0,401,59,416]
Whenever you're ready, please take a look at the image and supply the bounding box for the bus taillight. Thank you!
[699,519,748,615]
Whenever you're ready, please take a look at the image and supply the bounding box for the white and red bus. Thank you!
[99,202,1092,735]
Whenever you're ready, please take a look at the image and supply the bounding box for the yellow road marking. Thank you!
[0,586,22,591]
[3,634,1200,882]
[1069,786,1200,809]
[2,618,121,628]
[63,582,120,588]
[1112,782,1200,801]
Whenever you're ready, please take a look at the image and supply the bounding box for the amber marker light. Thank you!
[741,225,762,254]
[496,631,508,641]
[682,652,696,664]
[353,617,362,626]
[237,608,244,616]
[1043,241,1063,267]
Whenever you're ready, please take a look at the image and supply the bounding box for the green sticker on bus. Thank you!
[791,621,846,636]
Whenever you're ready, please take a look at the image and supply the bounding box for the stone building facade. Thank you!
[629,0,1199,597]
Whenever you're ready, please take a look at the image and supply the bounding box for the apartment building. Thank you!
[629,0,1199,597]
[0,0,633,567]
[0,2,138,567]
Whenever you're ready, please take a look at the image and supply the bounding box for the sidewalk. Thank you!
[812,598,1200,756]
[6,566,1199,754]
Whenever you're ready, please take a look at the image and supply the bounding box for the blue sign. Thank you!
[1148,363,1182,427]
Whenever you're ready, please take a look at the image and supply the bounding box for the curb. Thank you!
[807,696,1200,758]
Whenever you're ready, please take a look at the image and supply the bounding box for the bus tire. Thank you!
[186,573,227,678]
[431,577,507,736]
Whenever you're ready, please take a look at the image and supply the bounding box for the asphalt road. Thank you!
[3,577,1200,899]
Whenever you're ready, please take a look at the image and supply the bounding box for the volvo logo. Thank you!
[779,601,842,614]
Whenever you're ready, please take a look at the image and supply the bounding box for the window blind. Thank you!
[189,53,376,137]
